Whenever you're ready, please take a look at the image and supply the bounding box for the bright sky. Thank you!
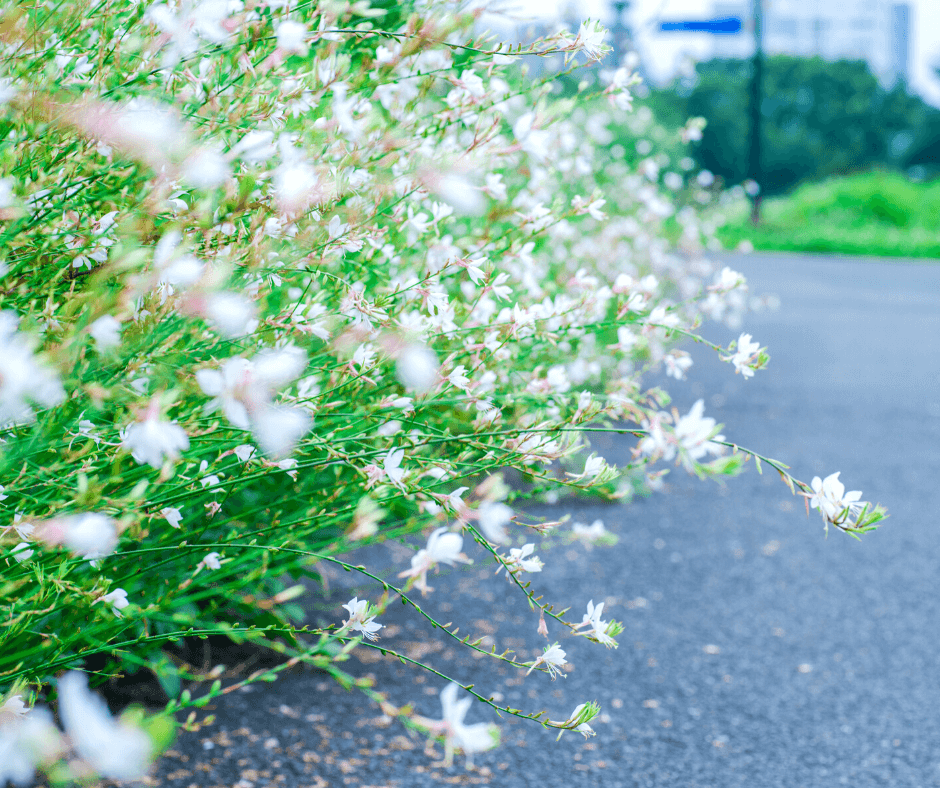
[495,0,940,106]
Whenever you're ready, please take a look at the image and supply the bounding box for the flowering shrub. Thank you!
[0,0,887,782]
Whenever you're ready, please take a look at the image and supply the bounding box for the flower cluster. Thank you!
[0,0,887,778]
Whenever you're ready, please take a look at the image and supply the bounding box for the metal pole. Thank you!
[748,0,763,225]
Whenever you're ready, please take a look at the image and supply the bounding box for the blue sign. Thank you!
[659,17,742,34]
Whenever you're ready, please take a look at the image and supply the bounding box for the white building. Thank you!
[710,0,911,85]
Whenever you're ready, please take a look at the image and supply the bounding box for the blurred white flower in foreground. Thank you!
[37,513,119,561]
[231,130,276,163]
[121,400,190,468]
[0,312,65,426]
[58,671,152,779]
[0,695,27,718]
[88,315,122,348]
[146,0,237,68]
[200,291,257,337]
[0,695,63,785]
[432,683,498,767]
[341,597,383,641]
[0,673,153,784]
[396,344,439,392]
[475,501,513,544]
[197,346,311,457]
[249,404,311,459]
[398,527,471,595]
[276,21,308,54]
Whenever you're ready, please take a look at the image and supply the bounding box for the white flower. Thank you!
[574,454,605,481]
[100,588,129,616]
[476,501,513,544]
[234,444,257,462]
[202,291,257,337]
[274,158,321,214]
[572,519,607,543]
[199,551,222,570]
[181,146,229,188]
[11,542,34,562]
[398,527,471,594]
[711,266,745,291]
[526,643,567,678]
[231,130,276,163]
[250,404,311,459]
[483,173,507,201]
[146,0,235,68]
[572,194,606,220]
[804,472,865,525]
[674,400,725,469]
[555,702,596,739]
[432,172,484,216]
[341,596,383,641]
[505,543,544,574]
[513,114,550,162]
[57,671,152,779]
[88,315,122,348]
[446,365,470,392]
[0,701,62,785]
[161,507,183,529]
[40,513,119,561]
[196,356,254,429]
[197,348,310,457]
[0,312,65,426]
[9,515,34,542]
[331,82,364,142]
[276,458,299,479]
[195,460,220,490]
[728,333,761,378]
[0,695,27,718]
[433,683,497,767]
[276,20,308,54]
[76,99,190,171]
[75,419,101,445]
[154,231,204,294]
[121,404,190,468]
[382,448,405,486]
[578,599,616,647]
[396,344,439,392]
[665,352,693,380]
[572,20,607,62]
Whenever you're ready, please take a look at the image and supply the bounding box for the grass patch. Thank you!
[715,170,940,258]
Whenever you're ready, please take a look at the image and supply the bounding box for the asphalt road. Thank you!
[151,252,940,788]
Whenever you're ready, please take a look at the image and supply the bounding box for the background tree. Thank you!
[647,55,940,195]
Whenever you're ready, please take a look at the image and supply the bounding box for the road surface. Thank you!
[150,251,940,788]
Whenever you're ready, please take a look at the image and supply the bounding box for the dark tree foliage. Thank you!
[646,55,940,195]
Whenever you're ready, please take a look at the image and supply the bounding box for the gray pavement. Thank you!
[151,252,940,788]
